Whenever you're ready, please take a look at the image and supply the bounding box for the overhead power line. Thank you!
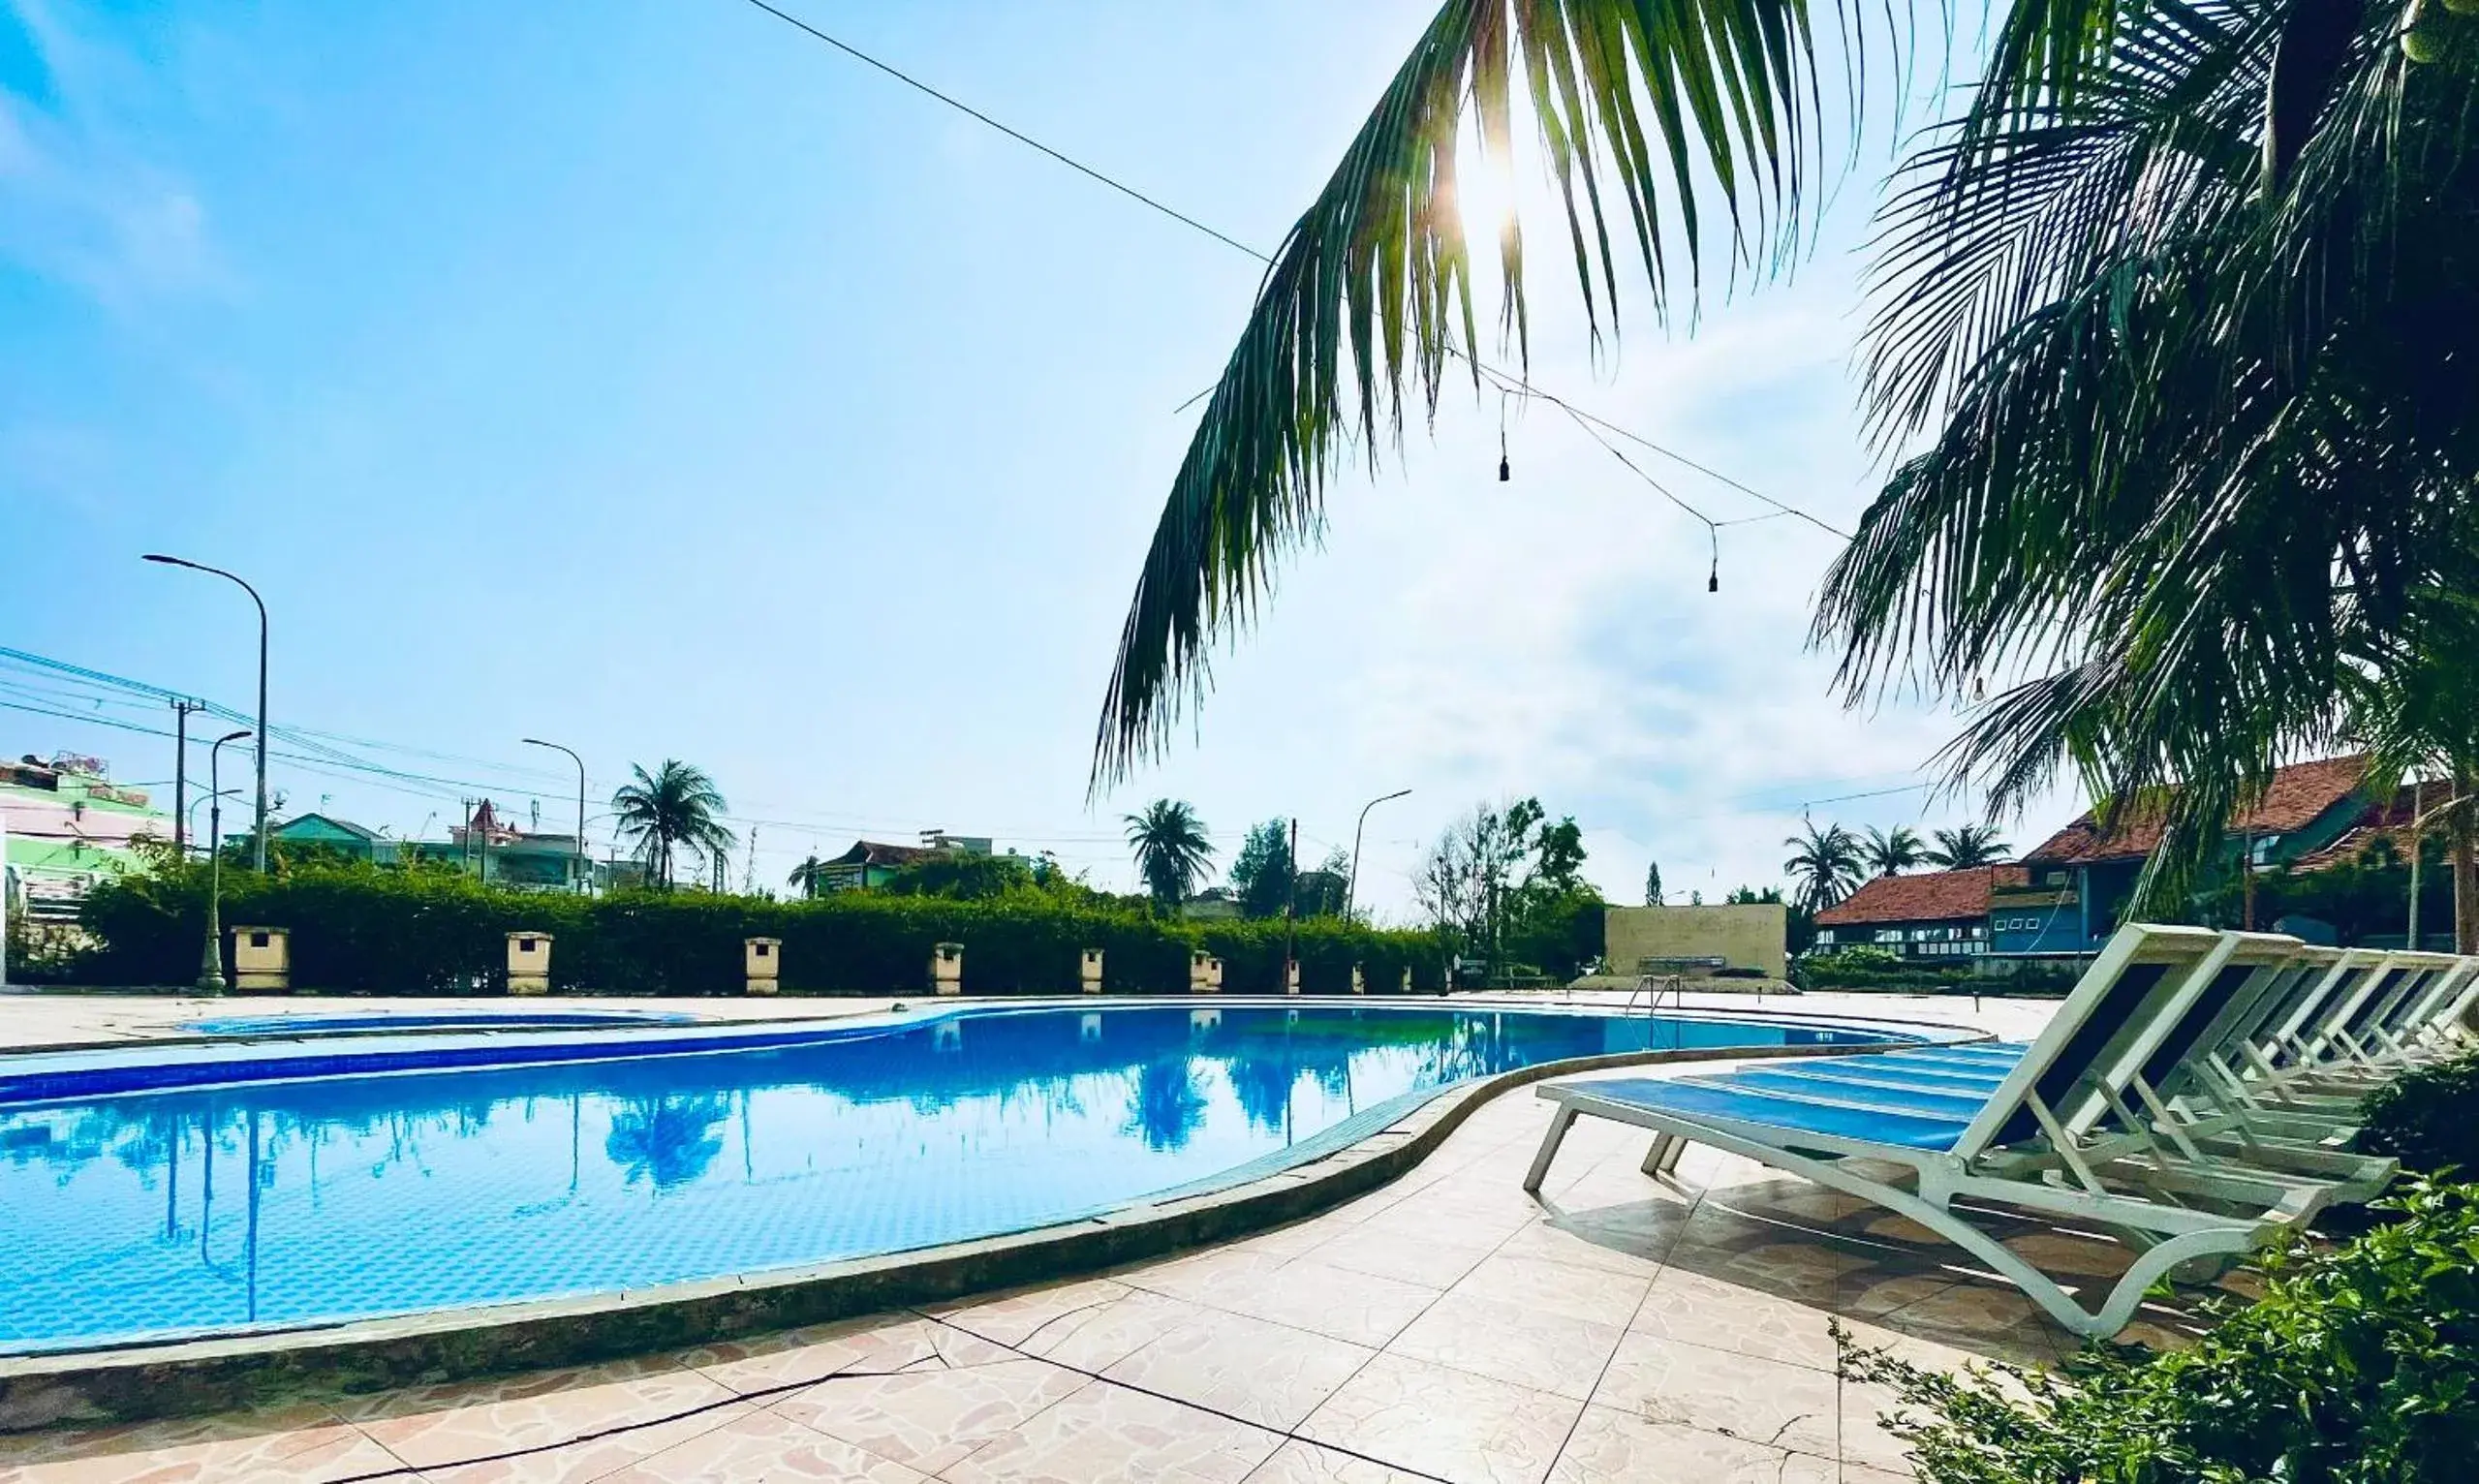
[728,0,1847,542]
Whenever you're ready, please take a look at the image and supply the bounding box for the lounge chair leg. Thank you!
[1524,1104,1578,1195]
[1641,1133,1684,1177]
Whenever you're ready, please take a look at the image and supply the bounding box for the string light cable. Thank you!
[727,0,1847,546]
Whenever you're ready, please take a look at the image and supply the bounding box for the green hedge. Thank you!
[72,863,1451,997]
[1792,950,2083,998]
[1841,1179,2479,1481]
[2362,1049,2479,1180]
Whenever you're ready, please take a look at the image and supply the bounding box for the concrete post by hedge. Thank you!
[1189,950,1215,993]
[931,942,964,996]
[507,932,552,995]
[745,938,782,996]
[231,926,291,995]
[1350,964,1365,995]
[1079,947,1103,994]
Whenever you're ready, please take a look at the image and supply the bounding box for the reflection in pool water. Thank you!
[0,1004,1898,1353]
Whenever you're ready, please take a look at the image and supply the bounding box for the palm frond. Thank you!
[1094,0,1870,785]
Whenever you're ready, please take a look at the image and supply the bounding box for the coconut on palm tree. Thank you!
[611,760,735,890]
[1862,826,1925,878]
[1923,825,2011,870]
[1783,822,1867,913]
[1125,799,1216,913]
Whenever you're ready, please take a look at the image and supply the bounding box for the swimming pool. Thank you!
[0,1002,1914,1354]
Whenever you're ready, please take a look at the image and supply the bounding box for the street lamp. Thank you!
[145,555,269,872]
[199,728,252,994]
[1345,788,1412,922]
[521,738,588,893]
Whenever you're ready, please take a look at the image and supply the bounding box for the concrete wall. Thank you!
[1603,904,1787,979]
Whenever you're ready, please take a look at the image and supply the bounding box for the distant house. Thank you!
[1994,755,2376,958]
[267,813,386,862]
[1813,867,2021,962]
[1,752,170,922]
[818,840,939,893]
[813,834,1001,893]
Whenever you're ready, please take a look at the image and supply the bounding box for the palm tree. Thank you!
[1782,822,1867,914]
[1862,826,1925,878]
[1923,825,2012,870]
[1079,0,2479,940]
[610,760,734,890]
[1124,799,1216,913]
[787,853,828,900]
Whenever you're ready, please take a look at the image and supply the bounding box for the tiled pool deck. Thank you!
[0,991,2184,1483]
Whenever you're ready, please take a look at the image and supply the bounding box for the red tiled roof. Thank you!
[2021,755,2371,866]
[1814,866,2027,926]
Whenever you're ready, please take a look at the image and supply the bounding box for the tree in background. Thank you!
[1229,819,1295,919]
[1923,825,2011,870]
[610,760,734,891]
[1124,799,1217,914]
[787,854,827,900]
[1643,860,1662,905]
[1783,822,1866,913]
[1294,847,1353,918]
[1862,826,1926,878]
[1416,798,1602,978]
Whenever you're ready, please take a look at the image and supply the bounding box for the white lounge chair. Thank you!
[1520,925,2393,1338]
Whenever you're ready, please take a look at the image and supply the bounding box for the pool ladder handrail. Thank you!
[1625,973,1687,1018]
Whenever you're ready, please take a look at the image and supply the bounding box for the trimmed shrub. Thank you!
[2362,1049,2479,1179]
[71,862,1450,996]
[1840,1179,2479,1482]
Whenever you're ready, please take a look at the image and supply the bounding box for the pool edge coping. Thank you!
[0,1023,1983,1433]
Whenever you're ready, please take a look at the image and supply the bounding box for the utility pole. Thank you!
[1283,817,1299,990]
[170,699,201,853]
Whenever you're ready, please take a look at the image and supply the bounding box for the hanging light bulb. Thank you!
[1707,531,1720,593]
[1499,450,1511,482]
[1498,409,1511,482]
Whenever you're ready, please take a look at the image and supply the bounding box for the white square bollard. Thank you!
[1079,947,1103,994]
[931,942,964,996]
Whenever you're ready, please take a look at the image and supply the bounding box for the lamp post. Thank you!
[199,728,251,994]
[521,738,588,893]
[145,556,269,872]
[1345,788,1412,922]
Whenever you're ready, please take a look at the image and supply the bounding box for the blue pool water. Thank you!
[0,1003,1908,1353]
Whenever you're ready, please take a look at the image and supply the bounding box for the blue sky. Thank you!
[0,0,2060,915]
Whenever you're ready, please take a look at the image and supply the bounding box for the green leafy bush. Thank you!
[2362,1049,2479,1178]
[72,860,1450,996]
[1840,1179,2479,1482]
